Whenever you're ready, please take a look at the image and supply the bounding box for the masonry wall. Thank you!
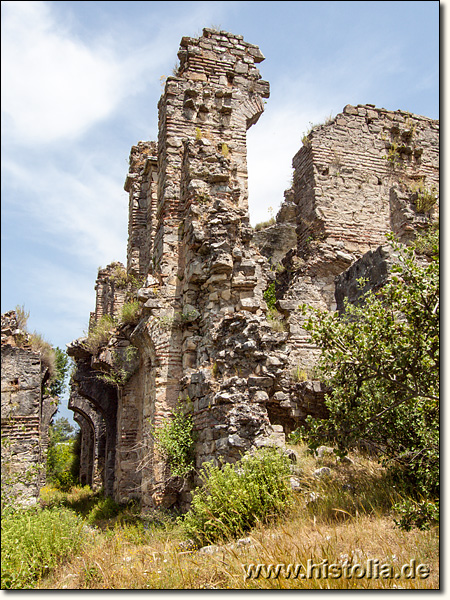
[1,311,57,504]
[266,104,439,378]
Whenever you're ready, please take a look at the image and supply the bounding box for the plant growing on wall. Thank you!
[263,283,276,310]
[120,300,141,325]
[108,263,128,289]
[101,346,139,388]
[411,182,438,214]
[152,405,195,478]
[83,315,116,354]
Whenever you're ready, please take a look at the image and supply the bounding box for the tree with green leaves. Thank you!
[300,229,439,529]
[47,348,70,397]
[46,418,79,490]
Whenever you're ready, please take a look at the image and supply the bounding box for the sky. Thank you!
[1,1,440,424]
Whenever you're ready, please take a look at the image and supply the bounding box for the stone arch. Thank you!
[69,390,106,490]
[70,358,118,497]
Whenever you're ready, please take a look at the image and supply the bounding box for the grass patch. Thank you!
[120,300,141,325]
[1,506,85,589]
[254,217,276,231]
[84,315,116,354]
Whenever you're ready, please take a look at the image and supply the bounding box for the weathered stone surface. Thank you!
[1,310,57,504]
[335,245,396,313]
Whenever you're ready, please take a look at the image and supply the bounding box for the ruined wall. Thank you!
[68,28,439,511]
[92,262,128,326]
[1,311,57,504]
[263,104,439,377]
[125,142,158,279]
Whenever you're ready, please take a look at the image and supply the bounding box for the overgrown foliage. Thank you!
[152,406,195,478]
[46,418,80,491]
[84,314,116,354]
[120,300,141,324]
[10,307,69,398]
[412,182,438,214]
[100,346,139,388]
[107,263,128,288]
[1,506,85,589]
[300,231,439,529]
[254,217,275,231]
[180,448,293,545]
[47,348,70,397]
[4,447,437,589]
[263,283,277,310]
[29,332,57,378]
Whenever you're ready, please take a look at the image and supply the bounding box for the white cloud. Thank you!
[2,155,128,268]
[1,1,132,144]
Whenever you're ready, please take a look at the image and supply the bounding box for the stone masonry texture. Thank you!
[66,29,439,511]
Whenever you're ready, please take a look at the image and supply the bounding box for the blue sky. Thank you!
[1,1,440,423]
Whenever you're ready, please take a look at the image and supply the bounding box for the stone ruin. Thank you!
[3,28,437,508]
[1,311,58,504]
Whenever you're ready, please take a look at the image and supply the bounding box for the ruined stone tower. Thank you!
[1,311,58,504]
[67,28,439,510]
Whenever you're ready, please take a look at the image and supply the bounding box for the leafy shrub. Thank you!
[46,348,70,397]
[414,221,439,258]
[301,233,439,529]
[394,498,439,531]
[263,283,277,310]
[180,448,293,545]
[1,506,85,589]
[46,418,79,490]
[153,407,195,478]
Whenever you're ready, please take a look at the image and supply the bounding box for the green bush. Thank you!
[263,283,277,310]
[1,506,85,589]
[46,419,79,491]
[153,407,195,478]
[301,233,439,529]
[180,448,293,545]
[394,498,439,531]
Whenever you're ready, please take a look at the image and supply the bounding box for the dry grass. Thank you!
[29,332,56,378]
[36,445,439,590]
[38,515,438,589]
